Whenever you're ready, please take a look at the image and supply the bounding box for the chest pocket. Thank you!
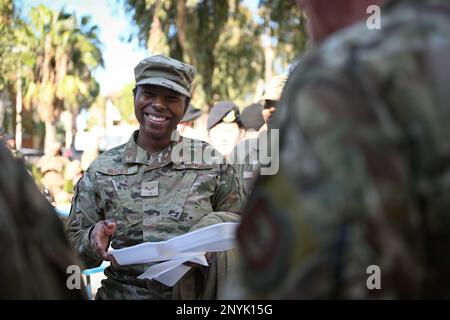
[95,166,141,220]
[169,163,213,220]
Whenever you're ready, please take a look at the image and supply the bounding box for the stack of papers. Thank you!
[109,222,239,286]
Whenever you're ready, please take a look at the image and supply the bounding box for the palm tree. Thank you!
[23,5,103,154]
[55,15,103,151]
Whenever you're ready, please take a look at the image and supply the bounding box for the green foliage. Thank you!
[187,0,230,104]
[31,163,44,190]
[86,95,107,130]
[112,83,136,124]
[213,5,264,104]
[23,5,103,114]
[63,179,73,193]
[123,0,265,109]
[258,0,308,67]
[0,0,18,90]
[14,4,104,153]
[123,0,308,109]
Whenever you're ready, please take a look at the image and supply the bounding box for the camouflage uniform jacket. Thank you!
[238,0,450,299]
[67,130,243,299]
[232,125,278,198]
[231,136,260,198]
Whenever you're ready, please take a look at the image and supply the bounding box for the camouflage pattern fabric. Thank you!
[232,125,276,198]
[0,141,84,299]
[10,148,24,161]
[172,211,241,299]
[232,137,261,198]
[67,130,243,299]
[134,54,196,98]
[238,0,450,299]
[231,138,261,197]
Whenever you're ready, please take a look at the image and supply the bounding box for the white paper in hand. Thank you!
[110,222,239,286]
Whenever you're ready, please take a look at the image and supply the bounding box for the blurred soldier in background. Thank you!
[237,0,450,299]
[64,160,83,188]
[208,101,245,157]
[240,103,265,140]
[0,141,84,299]
[176,103,203,140]
[36,142,68,204]
[258,75,287,133]
[231,76,286,198]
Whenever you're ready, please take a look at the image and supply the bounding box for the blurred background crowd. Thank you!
[0,0,300,210]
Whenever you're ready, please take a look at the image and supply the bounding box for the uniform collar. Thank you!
[122,130,182,166]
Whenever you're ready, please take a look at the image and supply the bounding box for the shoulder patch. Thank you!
[238,186,294,292]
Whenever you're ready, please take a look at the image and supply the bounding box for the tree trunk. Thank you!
[44,118,57,155]
[202,54,215,110]
[195,0,229,110]
[263,27,274,84]
[175,0,198,65]
[0,90,7,129]
[15,75,22,150]
[147,1,169,55]
[175,0,187,51]
[71,110,77,150]
[60,110,73,151]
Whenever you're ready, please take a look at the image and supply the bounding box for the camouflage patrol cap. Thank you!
[134,54,196,97]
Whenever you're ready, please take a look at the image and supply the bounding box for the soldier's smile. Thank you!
[144,112,170,126]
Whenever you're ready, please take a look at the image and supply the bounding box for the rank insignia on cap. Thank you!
[222,110,237,123]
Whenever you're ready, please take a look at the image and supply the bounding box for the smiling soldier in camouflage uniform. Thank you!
[237,0,450,299]
[67,55,243,300]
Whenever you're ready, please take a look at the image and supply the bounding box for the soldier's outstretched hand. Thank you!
[90,219,117,261]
